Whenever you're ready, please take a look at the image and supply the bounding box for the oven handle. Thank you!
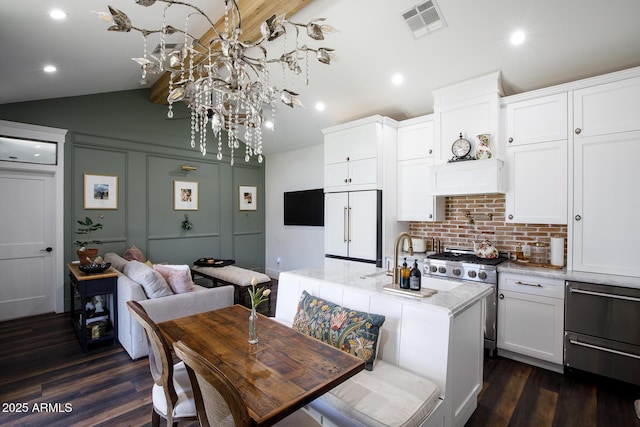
[515,280,543,288]
[569,288,640,303]
[569,338,640,360]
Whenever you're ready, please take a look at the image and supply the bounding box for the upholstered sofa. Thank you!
[104,252,234,360]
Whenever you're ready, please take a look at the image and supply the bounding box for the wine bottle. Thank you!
[400,258,410,289]
[410,260,421,290]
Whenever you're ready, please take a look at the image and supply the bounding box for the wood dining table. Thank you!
[158,304,365,427]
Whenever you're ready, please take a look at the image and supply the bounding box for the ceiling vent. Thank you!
[402,0,447,38]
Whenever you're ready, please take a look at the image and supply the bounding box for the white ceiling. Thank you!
[1,0,640,157]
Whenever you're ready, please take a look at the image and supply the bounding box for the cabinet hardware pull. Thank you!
[569,339,640,360]
[575,214,582,221]
[428,214,433,219]
[348,207,352,242]
[508,214,513,220]
[570,288,640,303]
[428,149,433,154]
[343,207,348,242]
[515,280,543,288]
[575,128,582,134]
[508,137,513,143]
[499,293,504,299]
[344,178,348,183]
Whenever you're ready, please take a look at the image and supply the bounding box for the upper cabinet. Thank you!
[572,75,640,277]
[396,116,445,221]
[504,93,568,224]
[323,115,397,192]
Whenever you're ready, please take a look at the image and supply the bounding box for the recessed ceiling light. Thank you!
[264,120,274,129]
[49,9,67,20]
[315,102,326,112]
[510,30,525,45]
[43,65,57,73]
[392,73,404,86]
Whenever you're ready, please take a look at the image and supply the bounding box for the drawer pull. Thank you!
[570,288,640,303]
[569,339,640,360]
[515,280,542,288]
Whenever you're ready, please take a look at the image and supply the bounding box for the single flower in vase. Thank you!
[247,277,271,344]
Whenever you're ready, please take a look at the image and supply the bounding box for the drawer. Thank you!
[498,273,564,299]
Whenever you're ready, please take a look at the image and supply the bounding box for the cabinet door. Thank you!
[573,131,640,276]
[505,140,567,224]
[324,123,378,164]
[348,157,378,188]
[497,290,564,364]
[347,190,378,261]
[324,162,349,189]
[505,93,568,146]
[398,120,434,161]
[573,76,640,138]
[324,192,349,257]
[397,158,444,221]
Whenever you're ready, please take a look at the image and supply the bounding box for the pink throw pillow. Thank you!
[153,264,196,294]
[123,245,145,262]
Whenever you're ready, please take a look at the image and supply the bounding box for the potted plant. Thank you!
[74,216,103,265]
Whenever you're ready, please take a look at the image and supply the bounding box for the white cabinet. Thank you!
[323,115,397,192]
[324,190,380,264]
[572,76,640,277]
[396,117,445,221]
[497,273,564,370]
[504,94,568,224]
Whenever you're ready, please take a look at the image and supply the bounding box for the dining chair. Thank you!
[173,340,322,427]
[126,301,197,427]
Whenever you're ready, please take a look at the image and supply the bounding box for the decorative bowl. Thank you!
[79,262,112,274]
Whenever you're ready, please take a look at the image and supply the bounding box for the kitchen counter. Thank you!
[498,262,640,290]
[285,258,493,316]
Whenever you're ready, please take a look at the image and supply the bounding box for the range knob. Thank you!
[468,270,477,278]
[452,268,462,276]
[438,266,446,274]
[430,265,438,273]
[478,271,488,280]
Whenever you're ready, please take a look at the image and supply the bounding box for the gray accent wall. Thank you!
[0,89,265,309]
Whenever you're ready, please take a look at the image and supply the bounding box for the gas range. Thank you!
[423,248,509,284]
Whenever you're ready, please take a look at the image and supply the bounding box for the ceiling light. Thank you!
[264,120,274,130]
[43,65,57,73]
[49,9,67,20]
[100,1,336,165]
[510,30,525,45]
[315,102,326,112]
[392,74,404,85]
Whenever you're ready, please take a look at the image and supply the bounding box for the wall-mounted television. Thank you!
[284,188,324,226]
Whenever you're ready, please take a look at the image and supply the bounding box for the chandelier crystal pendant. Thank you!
[101,0,336,165]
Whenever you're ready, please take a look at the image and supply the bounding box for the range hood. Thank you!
[427,158,505,196]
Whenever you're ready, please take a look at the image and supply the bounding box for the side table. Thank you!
[67,262,119,353]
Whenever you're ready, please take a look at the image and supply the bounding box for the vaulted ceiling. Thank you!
[2,0,639,156]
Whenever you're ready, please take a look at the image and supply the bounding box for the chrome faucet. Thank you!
[393,232,414,285]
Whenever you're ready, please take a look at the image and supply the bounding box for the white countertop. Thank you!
[498,262,640,290]
[283,258,493,316]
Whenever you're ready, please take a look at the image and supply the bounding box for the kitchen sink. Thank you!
[421,277,464,291]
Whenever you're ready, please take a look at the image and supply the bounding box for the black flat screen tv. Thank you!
[284,188,324,226]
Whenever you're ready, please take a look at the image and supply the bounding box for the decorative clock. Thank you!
[448,133,475,163]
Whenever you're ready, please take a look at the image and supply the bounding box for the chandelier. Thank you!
[100,0,336,164]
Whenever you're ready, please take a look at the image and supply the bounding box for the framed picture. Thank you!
[84,174,118,209]
[174,180,198,210]
[239,185,257,211]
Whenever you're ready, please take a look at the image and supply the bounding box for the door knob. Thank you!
[499,293,504,300]
[40,247,53,252]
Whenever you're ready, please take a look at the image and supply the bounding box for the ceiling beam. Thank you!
[149,0,313,105]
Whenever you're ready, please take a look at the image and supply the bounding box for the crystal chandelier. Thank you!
[101,0,336,165]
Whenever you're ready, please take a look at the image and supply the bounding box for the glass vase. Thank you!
[248,307,258,344]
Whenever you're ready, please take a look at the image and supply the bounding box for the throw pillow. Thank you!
[123,245,145,262]
[154,264,196,294]
[292,290,385,371]
[124,260,173,299]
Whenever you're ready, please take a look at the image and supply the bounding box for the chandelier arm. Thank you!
[153,0,223,39]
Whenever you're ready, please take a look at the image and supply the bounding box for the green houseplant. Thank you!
[74,216,103,265]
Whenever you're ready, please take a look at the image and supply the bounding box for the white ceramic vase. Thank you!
[475,134,492,160]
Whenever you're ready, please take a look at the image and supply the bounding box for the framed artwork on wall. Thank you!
[84,174,118,209]
[174,180,198,210]
[239,185,257,211]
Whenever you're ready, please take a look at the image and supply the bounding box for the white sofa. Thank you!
[104,252,234,360]
[275,267,487,427]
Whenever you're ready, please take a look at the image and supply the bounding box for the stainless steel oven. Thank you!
[423,248,509,356]
[565,281,640,385]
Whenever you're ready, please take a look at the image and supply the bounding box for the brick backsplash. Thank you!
[408,194,567,262]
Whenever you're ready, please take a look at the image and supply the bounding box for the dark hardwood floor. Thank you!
[1,282,638,427]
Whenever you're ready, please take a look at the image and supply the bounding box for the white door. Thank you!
[0,171,56,321]
[324,192,349,257]
[347,190,378,261]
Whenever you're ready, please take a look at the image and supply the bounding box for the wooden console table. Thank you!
[67,262,118,353]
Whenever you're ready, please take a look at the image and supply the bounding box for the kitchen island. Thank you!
[275,258,493,427]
